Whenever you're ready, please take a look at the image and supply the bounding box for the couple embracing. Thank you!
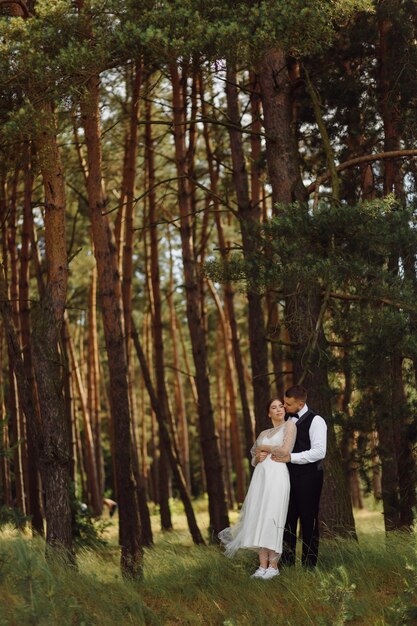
[219,385,327,579]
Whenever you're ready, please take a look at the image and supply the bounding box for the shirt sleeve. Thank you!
[290,415,327,465]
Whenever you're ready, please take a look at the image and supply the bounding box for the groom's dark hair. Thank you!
[285,385,307,402]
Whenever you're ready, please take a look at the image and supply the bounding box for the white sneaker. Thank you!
[251,567,267,578]
[263,566,280,579]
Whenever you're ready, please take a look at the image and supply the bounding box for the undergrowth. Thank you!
[0,504,415,625]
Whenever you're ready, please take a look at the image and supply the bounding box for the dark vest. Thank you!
[288,409,324,477]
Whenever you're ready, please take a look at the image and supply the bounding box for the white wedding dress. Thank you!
[219,422,296,556]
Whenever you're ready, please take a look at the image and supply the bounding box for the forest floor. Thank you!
[0,498,416,626]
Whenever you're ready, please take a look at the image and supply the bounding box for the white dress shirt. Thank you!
[289,404,327,465]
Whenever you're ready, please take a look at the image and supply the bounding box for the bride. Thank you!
[219,399,296,579]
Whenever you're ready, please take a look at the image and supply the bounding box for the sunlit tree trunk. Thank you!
[66,318,101,514]
[199,76,254,466]
[144,97,173,531]
[80,70,142,576]
[225,62,270,436]
[167,229,191,491]
[87,268,104,504]
[170,61,229,537]
[131,318,205,544]
[207,280,245,503]
[31,100,73,561]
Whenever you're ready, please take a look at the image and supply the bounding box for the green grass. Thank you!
[0,501,416,625]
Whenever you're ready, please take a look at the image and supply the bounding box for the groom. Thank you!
[272,385,327,568]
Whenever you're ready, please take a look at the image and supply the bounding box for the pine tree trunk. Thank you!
[87,268,105,502]
[287,293,357,537]
[199,81,254,466]
[207,280,246,503]
[170,61,229,537]
[80,74,142,577]
[257,47,307,206]
[225,62,270,435]
[66,319,102,515]
[391,354,415,528]
[167,231,191,490]
[0,329,12,506]
[19,144,43,534]
[216,338,233,509]
[31,100,73,561]
[145,97,173,531]
[131,319,205,544]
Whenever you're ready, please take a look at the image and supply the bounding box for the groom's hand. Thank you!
[271,454,291,463]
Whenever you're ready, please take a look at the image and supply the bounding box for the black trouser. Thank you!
[281,468,324,568]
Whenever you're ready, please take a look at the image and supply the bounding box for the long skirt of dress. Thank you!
[219,455,290,556]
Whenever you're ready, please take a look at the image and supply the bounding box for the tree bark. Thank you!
[131,318,205,545]
[170,61,229,537]
[257,48,307,206]
[31,100,73,561]
[19,144,44,533]
[145,95,173,531]
[87,268,104,506]
[207,279,246,503]
[66,318,101,515]
[225,62,270,436]
[80,73,142,577]
[199,77,254,466]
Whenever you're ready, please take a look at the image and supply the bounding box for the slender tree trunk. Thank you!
[339,344,362,509]
[391,354,415,528]
[378,10,404,200]
[80,73,142,577]
[170,61,228,537]
[0,329,12,506]
[7,171,27,516]
[19,144,43,534]
[61,321,77,493]
[199,78,254,465]
[225,62,270,435]
[207,280,245,503]
[31,100,73,561]
[167,229,191,490]
[87,268,104,504]
[216,336,233,509]
[66,318,101,515]
[377,408,400,532]
[145,96,173,531]
[369,431,382,500]
[131,318,205,544]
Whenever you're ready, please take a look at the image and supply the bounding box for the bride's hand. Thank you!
[256,450,268,464]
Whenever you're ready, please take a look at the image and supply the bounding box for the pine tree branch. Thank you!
[328,291,417,312]
[307,150,417,195]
